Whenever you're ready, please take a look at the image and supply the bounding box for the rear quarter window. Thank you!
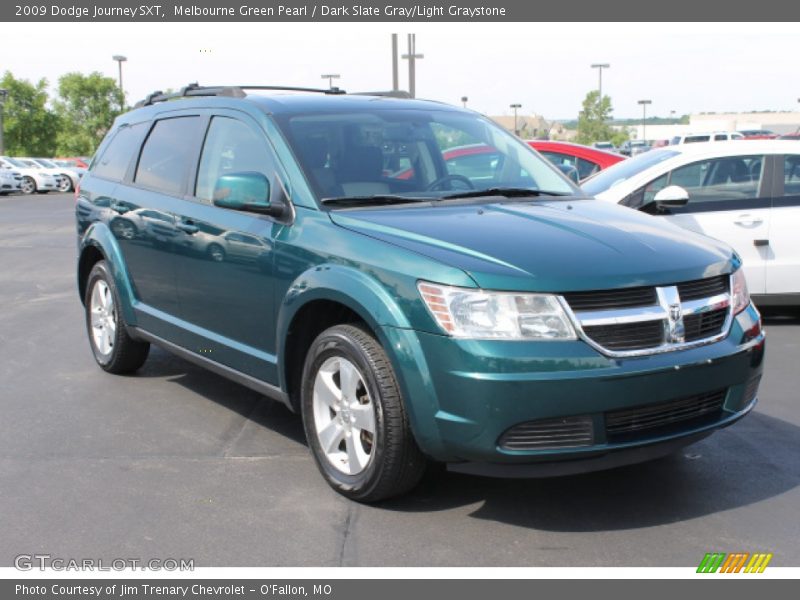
[92,123,147,182]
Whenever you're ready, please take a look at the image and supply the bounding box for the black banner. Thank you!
[2,0,798,22]
[3,579,799,600]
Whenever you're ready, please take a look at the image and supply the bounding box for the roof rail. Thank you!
[134,83,346,108]
[353,90,413,99]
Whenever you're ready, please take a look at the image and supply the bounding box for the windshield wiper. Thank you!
[321,195,431,208]
[440,187,571,200]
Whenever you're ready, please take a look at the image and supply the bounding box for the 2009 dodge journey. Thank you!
[75,84,765,501]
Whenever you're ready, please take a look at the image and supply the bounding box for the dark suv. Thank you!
[76,85,765,502]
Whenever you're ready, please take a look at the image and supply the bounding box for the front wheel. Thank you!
[84,261,150,373]
[20,176,36,195]
[301,324,426,502]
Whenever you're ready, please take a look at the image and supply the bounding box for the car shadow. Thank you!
[378,410,800,532]
[126,320,798,532]
[134,345,307,446]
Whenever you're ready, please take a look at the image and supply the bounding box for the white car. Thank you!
[30,158,81,192]
[582,140,800,305]
[670,131,744,145]
[19,157,72,192]
[0,167,22,195]
[0,156,60,194]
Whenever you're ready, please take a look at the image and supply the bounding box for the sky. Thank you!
[2,22,798,120]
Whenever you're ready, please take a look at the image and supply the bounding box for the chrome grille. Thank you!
[562,275,733,356]
[606,389,727,440]
[498,416,594,450]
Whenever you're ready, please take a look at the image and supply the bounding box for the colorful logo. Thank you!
[697,552,773,573]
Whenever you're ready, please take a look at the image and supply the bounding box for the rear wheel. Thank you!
[301,324,426,502]
[84,261,150,373]
[58,175,73,193]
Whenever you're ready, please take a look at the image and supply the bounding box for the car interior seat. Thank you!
[338,145,390,197]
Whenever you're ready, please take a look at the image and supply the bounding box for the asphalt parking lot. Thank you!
[1,192,799,568]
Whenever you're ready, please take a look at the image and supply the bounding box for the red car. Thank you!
[525,140,625,181]
[392,141,624,184]
[738,129,778,140]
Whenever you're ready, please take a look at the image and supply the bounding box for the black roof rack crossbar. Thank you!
[134,83,346,107]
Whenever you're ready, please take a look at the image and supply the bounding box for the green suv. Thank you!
[76,85,765,501]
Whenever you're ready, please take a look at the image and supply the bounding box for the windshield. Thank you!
[582,148,679,196]
[36,159,57,168]
[5,157,28,168]
[275,109,577,204]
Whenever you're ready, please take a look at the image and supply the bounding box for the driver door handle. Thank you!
[733,214,763,227]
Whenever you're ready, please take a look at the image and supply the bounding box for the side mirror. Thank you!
[212,172,282,217]
[652,185,689,208]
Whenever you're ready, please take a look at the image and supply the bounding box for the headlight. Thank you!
[731,268,750,314]
[417,282,577,340]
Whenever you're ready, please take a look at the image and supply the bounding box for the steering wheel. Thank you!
[425,174,476,192]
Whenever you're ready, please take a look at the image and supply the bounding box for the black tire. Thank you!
[301,324,426,502]
[207,243,226,262]
[84,260,150,374]
[20,176,36,195]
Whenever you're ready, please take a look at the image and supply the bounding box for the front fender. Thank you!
[276,264,414,364]
[78,222,138,325]
[276,264,449,456]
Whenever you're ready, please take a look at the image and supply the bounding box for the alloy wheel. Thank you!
[312,356,377,475]
[89,280,116,357]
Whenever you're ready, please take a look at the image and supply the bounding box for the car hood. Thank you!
[328,198,736,291]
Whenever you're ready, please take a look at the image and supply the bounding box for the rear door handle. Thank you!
[176,221,199,234]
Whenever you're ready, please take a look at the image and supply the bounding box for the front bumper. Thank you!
[385,303,765,468]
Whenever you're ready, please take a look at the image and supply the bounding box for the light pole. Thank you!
[461,96,468,108]
[510,103,522,136]
[401,34,424,98]
[321,73,340,90]
[638,99,652,141]
[591,63,610,99]
[112,55,127,109]
[391,34,399,91]
[0,89,7,155]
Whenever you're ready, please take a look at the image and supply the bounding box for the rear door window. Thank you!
[780,155,800,197]
[135,116,204,195]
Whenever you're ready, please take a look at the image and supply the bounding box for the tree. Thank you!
[54,72,123,156]
[0,72,60,156]
[575,90,616,145]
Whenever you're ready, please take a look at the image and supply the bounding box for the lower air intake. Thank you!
[498,416,594,451]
